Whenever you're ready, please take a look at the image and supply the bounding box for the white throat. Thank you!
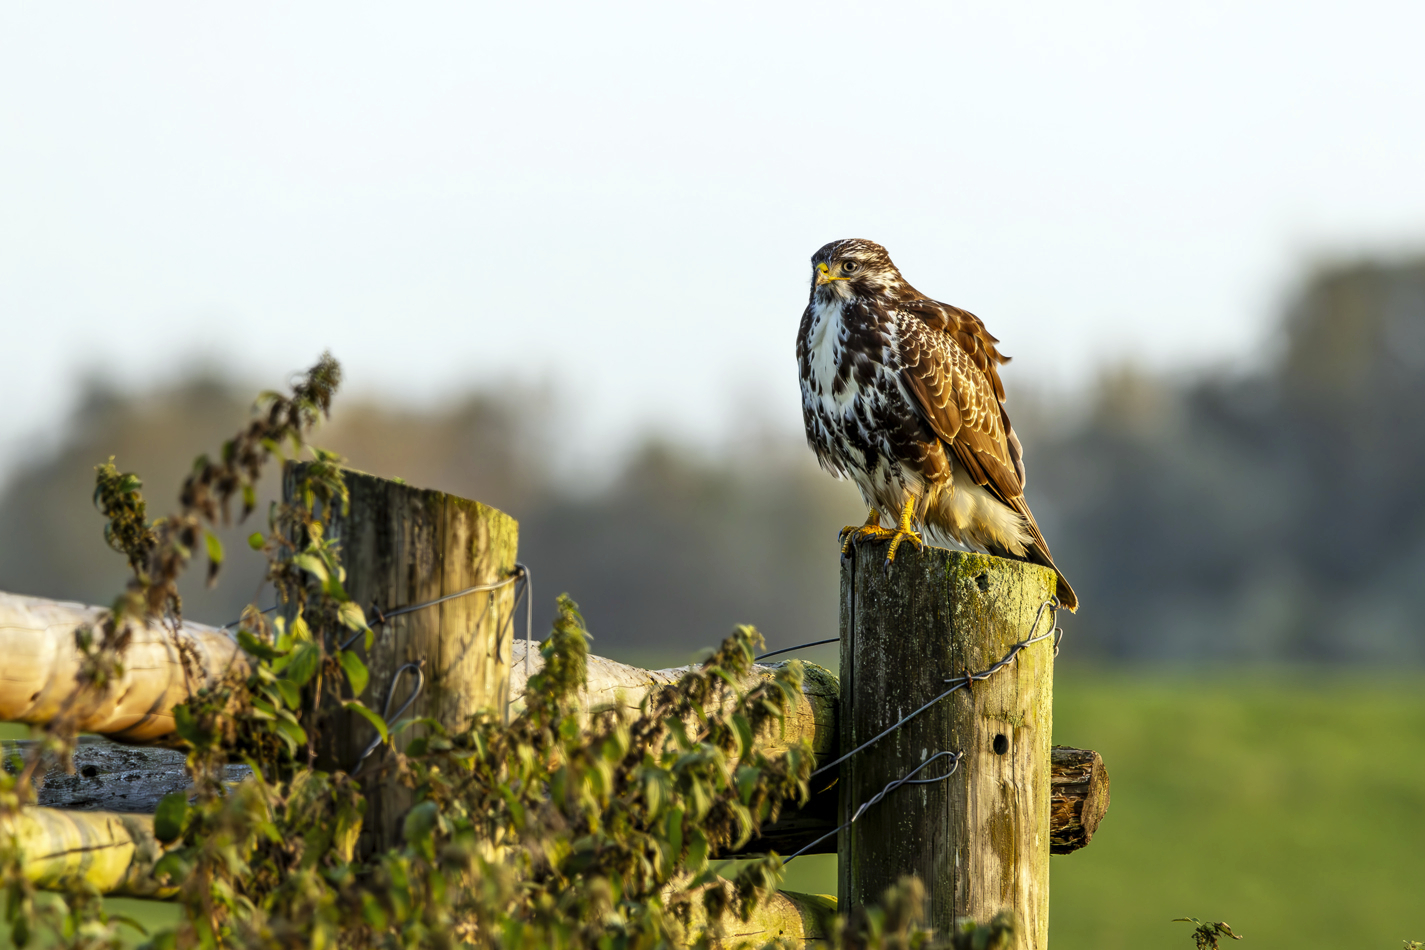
[806,293,849,396]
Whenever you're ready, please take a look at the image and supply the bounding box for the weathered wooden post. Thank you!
[839,541,1057,948]
[285,464,519,856]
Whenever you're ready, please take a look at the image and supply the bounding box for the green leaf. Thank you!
[686,826,709,871]
[337,601,367,631]
[361,892,389,930]
[173,704,216,749]
[345,701,389,744]
[736,765,760,805]
[283,640,321,687]
[392,715,445,737]
[291,611,312,642]
[274,716,308,752]
[237,629,285,662]
[247,531,265,551]
[274,677,302,709]
[248,697,278,721]
[403,800,440,844]
[665,716,692,751]
[152,852,193,887]
[109,913,149,936]
[666,806,684,858]
[323,572,349,601]
[153,792,188,843]
[338,650,369,697]
[732,713,754,759]
[292,553,328,582]
[203,529,224,567]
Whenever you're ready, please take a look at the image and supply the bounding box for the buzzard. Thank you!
[796,239,1078,610]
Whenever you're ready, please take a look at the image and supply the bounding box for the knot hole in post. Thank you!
[993,733,1010,756]
[975,572,990,593]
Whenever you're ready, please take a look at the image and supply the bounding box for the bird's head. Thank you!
[810,239,904,301]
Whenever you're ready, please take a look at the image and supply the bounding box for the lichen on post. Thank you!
[839,541,1056,948]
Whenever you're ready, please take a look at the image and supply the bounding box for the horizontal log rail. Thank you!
[508,640,840,765]
[0,806,174,898]
[0,592,247,745]
[0,793,831,940]
[0,589,1109,903]
[1,735,1105,902]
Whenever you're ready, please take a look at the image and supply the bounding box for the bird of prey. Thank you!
[796,239,1078,610]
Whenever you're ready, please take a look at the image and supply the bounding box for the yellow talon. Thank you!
[883,498,924,568]
[840,509,894,554]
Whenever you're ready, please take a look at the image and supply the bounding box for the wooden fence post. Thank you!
[284,464,519,856]
[839,541,1057,948]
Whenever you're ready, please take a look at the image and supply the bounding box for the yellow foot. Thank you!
[839,509,893,554]
[882,499,924,574]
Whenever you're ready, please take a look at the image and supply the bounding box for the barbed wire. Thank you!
[345,566,532,772]
[810,597,1059,779]
[755,637,839,662]
[350,660,425,776]
[338,567,526,653]
[219,604,277,632]
[517,562,532,679]
[222,568,528,652]
[784,750,963,863]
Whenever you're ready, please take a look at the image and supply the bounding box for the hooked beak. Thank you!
[815,261,844,286]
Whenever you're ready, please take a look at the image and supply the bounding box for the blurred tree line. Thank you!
[2,256,1422,663]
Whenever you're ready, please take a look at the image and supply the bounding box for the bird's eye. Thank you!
[842,261,858,273]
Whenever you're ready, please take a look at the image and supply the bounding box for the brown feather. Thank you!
[796,238,1078,610]
[898,300,1077,609]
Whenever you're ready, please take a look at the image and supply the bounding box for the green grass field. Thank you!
[783,668,1425,949]
[8,669,1425,948]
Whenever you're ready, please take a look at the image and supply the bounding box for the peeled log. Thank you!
[0,591,837,757]
[689,890,834,946]
[0,591,1109,856]
[510,641,840,767]
[0,807,175,898]
[0,592,247,745]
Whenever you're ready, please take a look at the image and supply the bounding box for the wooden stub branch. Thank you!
[1050,746,1110,854]
[291,465,518,856]
[840,543,1057,948]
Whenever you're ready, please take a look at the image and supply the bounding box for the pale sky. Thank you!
[3,1,1424,480]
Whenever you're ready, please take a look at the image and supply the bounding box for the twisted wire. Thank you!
[785,750,963,862]
[810,597,1059,779]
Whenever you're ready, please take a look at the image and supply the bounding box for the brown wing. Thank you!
[898,300,1024,502]
[898,299,1079,610]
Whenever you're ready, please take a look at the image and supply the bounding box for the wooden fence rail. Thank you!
[0,592,247,744]
[2,642,1108,866]
[0,467,1109,949]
